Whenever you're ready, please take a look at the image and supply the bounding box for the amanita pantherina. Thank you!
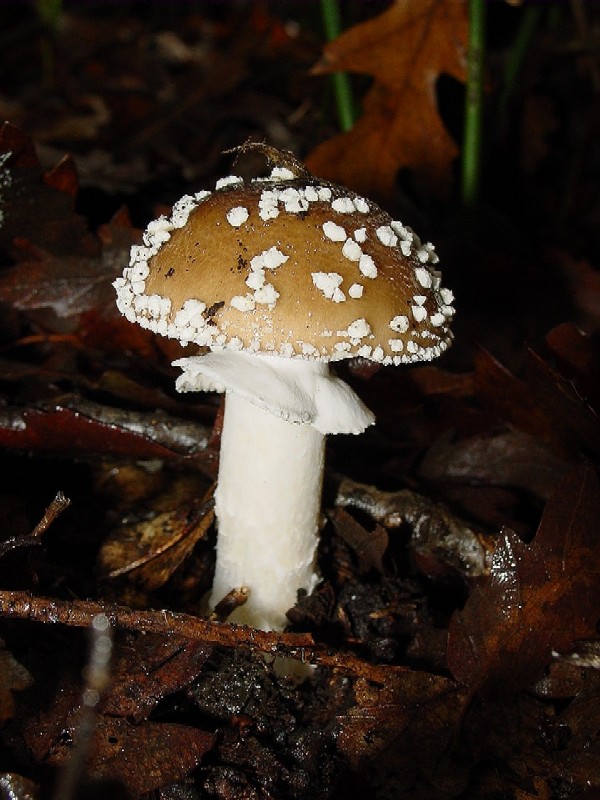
[114,148,455,631]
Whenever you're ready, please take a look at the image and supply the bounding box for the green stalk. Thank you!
[320,0,356,132]
[461,0,486,208]
[499,6,542,116]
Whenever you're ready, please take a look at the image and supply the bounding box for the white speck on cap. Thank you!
[430,313,445,327]
[415,267,433,288]
[406,341,418,354]
[312,272,345,302]
[390,315,409,333]
[353,197,370,213]
[342,238,362,261]
[317,186,332,201]
[226,206,249,227]
[258,189,280,221]
[348,283,364,299]
[215,175,243,190]
[400,240,412,257]
[246,269,265,291]
[372,346,384,362]
[254,283,280,306]
[322,221,347,242]
[357,344,373,358]
[358,253,377,278]
[412,305,428,323]
[270,166,295,181]
[332,197,356,214]
[334,342,352,353]
[353,227,367,243]
[279,187,309,213]
[231,294,256,312]
[261,246,288,269]
[440,288,454,304]
[413,295,427,306]
[304,186,319,202]
[346,318,371,340]
[376,225,398,247]
[389,339,404,352]
[391,220,413,242]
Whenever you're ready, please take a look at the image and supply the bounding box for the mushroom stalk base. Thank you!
[210,390,325,631]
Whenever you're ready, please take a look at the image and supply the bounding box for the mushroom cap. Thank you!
[114,167,454,366]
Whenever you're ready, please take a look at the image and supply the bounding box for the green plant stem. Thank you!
[499,6,542,115]
[320,0,355,132]
[462,0,486,208]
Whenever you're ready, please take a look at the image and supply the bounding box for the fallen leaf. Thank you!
[447,464,600,697]
[0,639,33,723]
[98,487,214,591]
[101,633,212,723]
[55,717,215,796]
[330,507,388,574]
[307,0,468,201]
[336,667,466,793]
[0,122,98,259]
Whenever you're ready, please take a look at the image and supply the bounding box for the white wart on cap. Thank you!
[114,167,455,366]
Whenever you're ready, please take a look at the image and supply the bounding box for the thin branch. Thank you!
[0,590,398,680]
[0,491,70,560]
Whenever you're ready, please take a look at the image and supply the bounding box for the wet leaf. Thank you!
[0,122,98,259]
[99,488,214,591]
[330,507,388,574]
[0,639,33,723]
[101,633,213,722]
[55,717,215,796]
[0,402,211,462]
[307,0,468,200]
[447,464,600,697]
[336,667,466,793]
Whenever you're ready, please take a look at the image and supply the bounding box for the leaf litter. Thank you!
[0,2,600,798]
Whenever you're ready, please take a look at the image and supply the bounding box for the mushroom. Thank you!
[113,146,455,632]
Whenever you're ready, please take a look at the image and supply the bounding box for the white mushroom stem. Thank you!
[173,351,375,630]
[211,390,324,630]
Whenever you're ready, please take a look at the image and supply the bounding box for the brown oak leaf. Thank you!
[307,0,468,201]
[447,464,600,698]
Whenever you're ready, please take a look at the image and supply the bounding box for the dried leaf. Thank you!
[336,667,466,792]
[98,489,214,591]
[101,633,212,722]
[56,717,215,796]
[447,465,600,697]
[0,402,211,462]
[0,122,98,259]
[0,639,33,723]
[330,507,388,574]
[307,0,468,200]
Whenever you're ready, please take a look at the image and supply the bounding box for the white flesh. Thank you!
[210,390,324,630]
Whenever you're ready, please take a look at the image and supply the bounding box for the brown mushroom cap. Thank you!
[114,169,454,365]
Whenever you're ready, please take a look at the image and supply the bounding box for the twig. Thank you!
[0,491,70,560]
[0,590,403,681]
[320,0,355,132]
[461,0,486,208]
